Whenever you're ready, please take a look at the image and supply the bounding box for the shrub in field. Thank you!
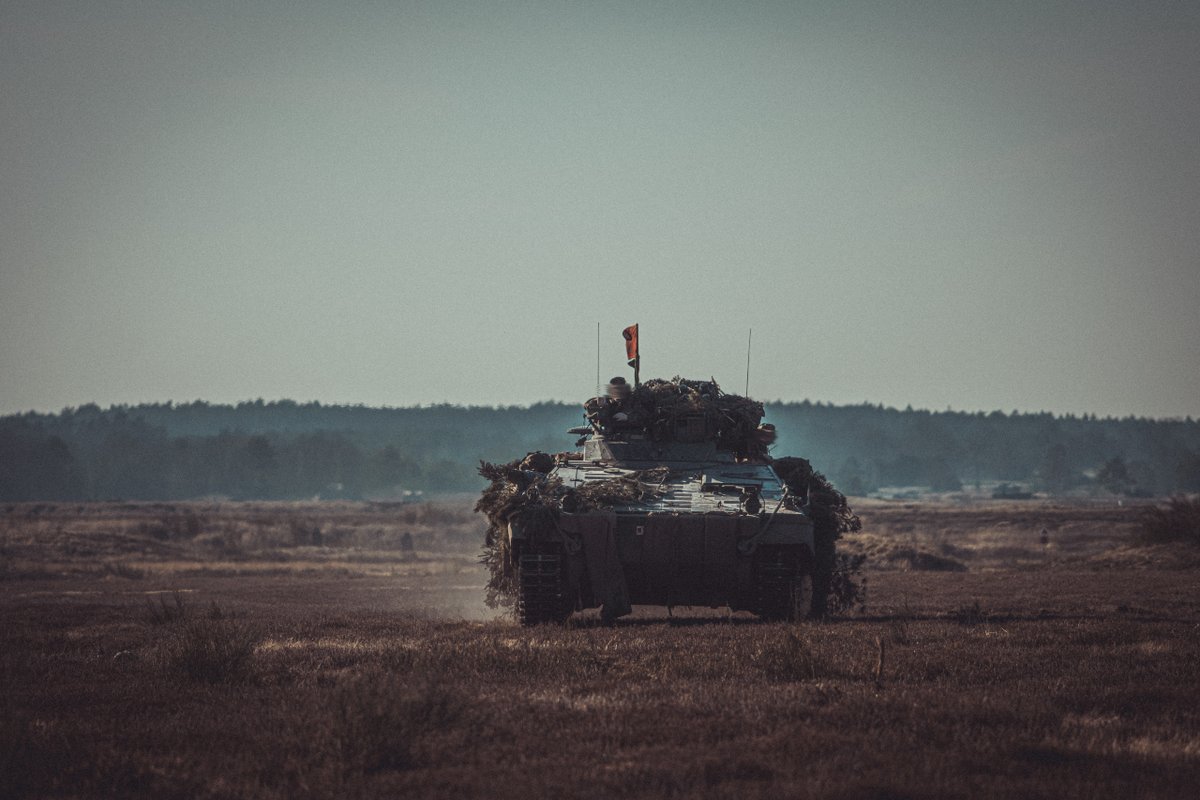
[952,600,991,625]
[102,561,144,580]
[156,616,261,683]
[289,517,324,546]
[1141,496,1200,545]
[881,547,967,573]
[828,553,868,614]
[751,630,821,681]
[144,591,188,625]
[322,672,461,776]
[139,509,204,540]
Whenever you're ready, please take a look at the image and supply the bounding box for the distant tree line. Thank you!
[767,402,1200,497]
[1,399,1198,501]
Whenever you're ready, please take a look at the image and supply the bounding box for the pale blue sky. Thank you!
[2,1,1197,417]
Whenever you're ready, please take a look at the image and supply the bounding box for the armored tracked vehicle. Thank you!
[480,377,832,625]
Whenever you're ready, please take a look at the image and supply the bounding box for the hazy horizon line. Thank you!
[5,395,1195,424]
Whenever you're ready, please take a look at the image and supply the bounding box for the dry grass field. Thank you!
[3,499,1199,799]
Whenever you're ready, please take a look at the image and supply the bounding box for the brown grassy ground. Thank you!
[2,500,1199,799]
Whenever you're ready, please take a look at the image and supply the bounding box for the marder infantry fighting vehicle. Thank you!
[479,374,837,625]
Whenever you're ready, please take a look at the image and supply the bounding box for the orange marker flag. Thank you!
[622,324,639,366]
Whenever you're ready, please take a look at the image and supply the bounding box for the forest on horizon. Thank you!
[2,398,1198,502]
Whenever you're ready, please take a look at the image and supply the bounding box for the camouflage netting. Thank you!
[475,457,665,609]
[771,457,863,542]
[586,377,766,452]
[772,456,866,613]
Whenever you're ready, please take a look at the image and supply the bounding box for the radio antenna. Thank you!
[745,328,752,396]
[596,322,601,396]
